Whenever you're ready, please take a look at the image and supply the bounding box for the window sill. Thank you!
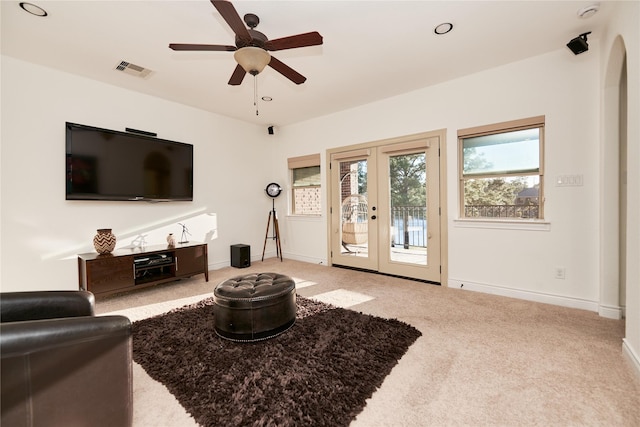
[453,218,550,231]
[286,214,323,221]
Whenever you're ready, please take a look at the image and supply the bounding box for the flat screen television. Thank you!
[66,122,193,201]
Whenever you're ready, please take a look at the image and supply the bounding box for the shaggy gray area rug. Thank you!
[132,295,421,427]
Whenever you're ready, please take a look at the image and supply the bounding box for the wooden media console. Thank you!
[78,242,208,296]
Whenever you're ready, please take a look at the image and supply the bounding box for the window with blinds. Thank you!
[458,116,545,219]
[288,154,321,215]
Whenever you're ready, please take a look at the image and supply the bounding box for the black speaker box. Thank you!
[230,244,251,268]
[567,37,588,55]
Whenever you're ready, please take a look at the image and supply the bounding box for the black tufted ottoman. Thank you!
[213,272,296,342]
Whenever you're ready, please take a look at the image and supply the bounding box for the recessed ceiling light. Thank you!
[262,96,273,102]
[434,22,453,35]
[577,4,599,19]
[19,2,48,17]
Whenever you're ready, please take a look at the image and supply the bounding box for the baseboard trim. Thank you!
[598,304,623,319]
[622,339,640,380]
[448,278,599,312]
[210,254,263,271]
[281,252,328,266]
[209,252,327,271]
[210,259,230,270]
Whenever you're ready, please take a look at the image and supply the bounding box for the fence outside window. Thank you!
[391,206,427,248]
[464,204,539,218]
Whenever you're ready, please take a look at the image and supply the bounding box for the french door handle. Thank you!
[371,215,377,220]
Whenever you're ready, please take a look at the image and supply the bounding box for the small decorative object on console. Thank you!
[93,228,116,254]
[167,233,176,247]
[179,223,191,243]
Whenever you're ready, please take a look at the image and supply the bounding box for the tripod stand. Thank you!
[261,198,283,261]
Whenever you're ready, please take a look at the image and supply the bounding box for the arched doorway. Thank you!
[600,36,628,320]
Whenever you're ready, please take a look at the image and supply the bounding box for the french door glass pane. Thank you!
[340,159,368,257]
[388,152,427,265]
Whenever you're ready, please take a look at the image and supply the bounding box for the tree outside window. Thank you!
[389,152,426,248]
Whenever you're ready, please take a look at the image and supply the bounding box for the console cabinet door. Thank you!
[175,246,207,277]
[86,255,134,294]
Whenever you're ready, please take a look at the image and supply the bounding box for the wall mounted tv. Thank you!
[66,122,193,202]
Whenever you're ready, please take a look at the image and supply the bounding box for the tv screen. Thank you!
[66,122,193,201]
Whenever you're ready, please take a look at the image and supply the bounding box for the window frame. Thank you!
[457,116,545,220]
[288,154,321,216]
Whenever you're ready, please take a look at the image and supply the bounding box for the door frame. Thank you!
[326,129,448,286]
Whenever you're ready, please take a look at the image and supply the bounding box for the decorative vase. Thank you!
[167,233,176,247]
[93,229,116,254]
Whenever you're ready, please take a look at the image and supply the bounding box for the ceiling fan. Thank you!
[169,0,323,86]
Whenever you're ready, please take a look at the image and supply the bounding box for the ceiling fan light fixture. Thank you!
[234,47,271,75]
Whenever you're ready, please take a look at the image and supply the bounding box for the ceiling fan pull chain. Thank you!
[254,76,259,116]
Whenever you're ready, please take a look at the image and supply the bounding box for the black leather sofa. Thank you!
[1,291,133,427]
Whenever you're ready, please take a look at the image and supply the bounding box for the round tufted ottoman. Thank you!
[213,272,296,342]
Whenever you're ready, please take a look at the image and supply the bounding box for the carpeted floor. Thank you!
[97,258,640,426]
[132,296,421,427]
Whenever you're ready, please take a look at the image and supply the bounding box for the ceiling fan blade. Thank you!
[211,0,251,43]
[228,64,246,86]
[265,31,323,51]
[169,43,236,51]
[268,56,306,85]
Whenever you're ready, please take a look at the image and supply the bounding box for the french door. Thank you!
[329,133,442,283]
[330,148,379,271]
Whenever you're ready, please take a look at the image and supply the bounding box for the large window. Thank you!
[288,154,321,215]
[458,116,544,219]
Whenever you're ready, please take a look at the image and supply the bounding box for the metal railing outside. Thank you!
[389,204,538,249]
[464,204,539,218]
[391,206,427,249]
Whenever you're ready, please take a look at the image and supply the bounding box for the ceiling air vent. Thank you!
[115,61,152,78]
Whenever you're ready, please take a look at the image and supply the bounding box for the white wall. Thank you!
[276,46,601,304]
[0,56,277,291]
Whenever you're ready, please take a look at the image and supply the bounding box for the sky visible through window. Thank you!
[463,128,539,176]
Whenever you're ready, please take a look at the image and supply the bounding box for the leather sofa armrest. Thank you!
[0,315,130,357]
[1,291,95,322]
[1,315,132,427]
